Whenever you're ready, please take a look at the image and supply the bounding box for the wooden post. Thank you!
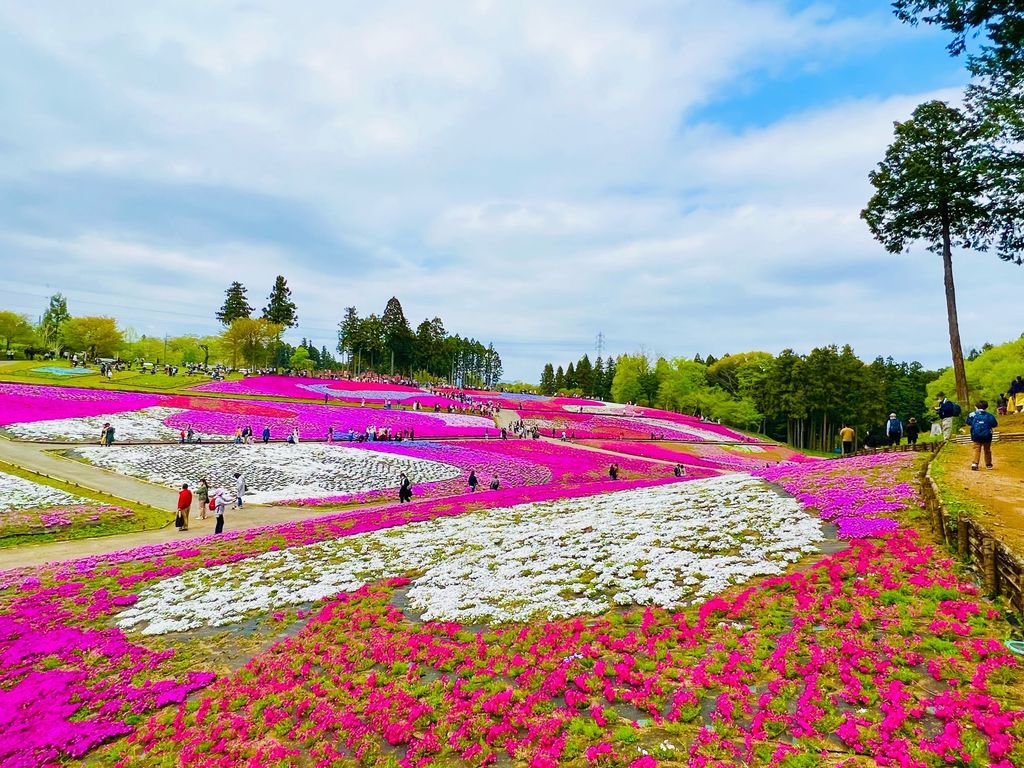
[957,518,969,560]
[932,502,946,544]
[982,538,998,596]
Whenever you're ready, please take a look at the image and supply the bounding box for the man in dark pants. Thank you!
[885,414,903,446]
[905,417,920,445]
[966,401,998,471]
[839,424,855,455]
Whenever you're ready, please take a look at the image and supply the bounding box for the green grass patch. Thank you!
[929,447,987,523]
[0,459,171,547]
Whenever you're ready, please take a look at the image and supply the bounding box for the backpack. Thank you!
[887,418,901,434]
[951,402,962,417]
[970,412,995,441]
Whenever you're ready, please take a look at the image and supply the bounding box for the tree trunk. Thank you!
[941,212,969,405]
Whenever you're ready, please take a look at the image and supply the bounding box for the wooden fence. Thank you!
[918,448,1024,616]
[844,442,943,458]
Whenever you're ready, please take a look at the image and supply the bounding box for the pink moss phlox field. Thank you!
[752,453,920,538]
[584,440,817,472]
[1,504,135,532]
[520,409,754,442]
[276,439,703,506]
[0,583,215,767]
[0,383,162,426]
[162,399,493,439]
[192,376,470,409]
[121,531,1024,767]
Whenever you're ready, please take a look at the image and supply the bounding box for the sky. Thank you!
[0,1,1016,382]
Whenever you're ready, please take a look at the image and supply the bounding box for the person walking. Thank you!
[467,470,478,492]
[905,417,920,446]
[966,400,998,471]
[488,473,500,490]
[176,483,192,531]
[398,473,412,503]
[195,478,210,520]
[608,463,619,480]
[262,426,271,443]
[935,393,961,440]
[210,487,228,534]
[233,472,246,509]
[885,414,903,446]
[839,424,856,455]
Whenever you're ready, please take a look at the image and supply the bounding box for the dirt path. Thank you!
[0,437,344,570]
[939,435,1024,555]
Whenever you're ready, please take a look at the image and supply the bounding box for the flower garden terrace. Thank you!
[0,378,1022,767]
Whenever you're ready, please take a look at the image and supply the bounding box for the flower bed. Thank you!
[161,400,494,439]
[2,441,1022,767]
[523,410,752,442]
[6,407,184,442]
[0,383,161,427]
[191,375,450,405]
[117,475,821,633]
[752,453,920,538]
[73,444,464,504]
[582,440,817,472]
[123,531,1023,768]
[274,439,689,507]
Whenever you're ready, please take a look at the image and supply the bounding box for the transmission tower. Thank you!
[595,331,605,360]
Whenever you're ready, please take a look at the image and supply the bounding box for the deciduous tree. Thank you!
[60,317,123,358]
[0,311,34,355]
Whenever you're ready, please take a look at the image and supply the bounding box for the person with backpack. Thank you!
[935,392,961,440]
[885,413,903,446]
[966,400,998,470]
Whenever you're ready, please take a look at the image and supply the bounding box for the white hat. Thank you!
[889,413,896,418]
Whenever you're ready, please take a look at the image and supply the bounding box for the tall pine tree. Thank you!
[262,276,298,328]
[539,363,556,395]
[216,282,253,326]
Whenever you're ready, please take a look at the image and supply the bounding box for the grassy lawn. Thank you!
[0,359,212,392]
[0,459,171,547]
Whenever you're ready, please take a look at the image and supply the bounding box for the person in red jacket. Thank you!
[177,483,193,531]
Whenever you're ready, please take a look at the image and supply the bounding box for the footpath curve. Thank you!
[0,437,346,570]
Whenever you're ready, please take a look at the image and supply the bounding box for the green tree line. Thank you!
[336,297,502,387]
[540,346,949,452]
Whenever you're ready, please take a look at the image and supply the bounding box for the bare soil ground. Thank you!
[937,412,1024,555]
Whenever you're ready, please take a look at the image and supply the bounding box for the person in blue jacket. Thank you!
[885,413,903,446]
[966,400,998,471]
[935,392,961,439]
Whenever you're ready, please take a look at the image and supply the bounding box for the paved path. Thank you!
[0,437,342,570]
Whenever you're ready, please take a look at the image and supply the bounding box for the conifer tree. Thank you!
[540,363,556,395]
[216,282,253,326]
[261,275,298,328]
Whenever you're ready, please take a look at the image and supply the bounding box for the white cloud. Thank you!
[0,1,996,379]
